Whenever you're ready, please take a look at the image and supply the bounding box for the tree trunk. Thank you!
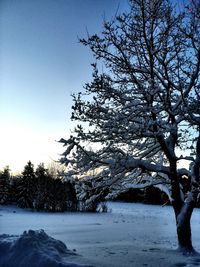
[173,199,197,255]
[176,214,193,253]
[170,158,197,255]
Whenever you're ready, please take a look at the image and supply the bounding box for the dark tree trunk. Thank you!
[173,199,197,255]
[169,158,197,254]
[176,214,193,253]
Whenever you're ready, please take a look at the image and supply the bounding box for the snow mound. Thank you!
[0,229,91,267]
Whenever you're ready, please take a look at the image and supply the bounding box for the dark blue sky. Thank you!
[0,0,128,172]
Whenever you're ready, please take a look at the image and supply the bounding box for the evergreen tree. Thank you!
[0,166,10,204]
[63,180,77,211]
[42,178,65,212]
[35,163,48,178]
[9,175,20,204]
[45,178,77,212]
[34,163,77,211]
[34,163,49,211]
[16,161,36,209]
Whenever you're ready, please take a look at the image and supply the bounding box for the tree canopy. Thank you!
[60,0,200,253]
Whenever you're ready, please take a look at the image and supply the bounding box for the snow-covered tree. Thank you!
[60,0,200,254]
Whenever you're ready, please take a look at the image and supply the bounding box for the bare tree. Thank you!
[60,0,200,254]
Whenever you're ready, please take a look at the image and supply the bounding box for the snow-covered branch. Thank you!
[60,2,200,243]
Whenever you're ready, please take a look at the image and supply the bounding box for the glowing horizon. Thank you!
[0,121,66,173]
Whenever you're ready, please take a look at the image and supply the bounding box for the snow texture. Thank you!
[0,229,91,267]
[1,203,200,266]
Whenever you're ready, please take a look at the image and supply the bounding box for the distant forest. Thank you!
[0,161,77,212]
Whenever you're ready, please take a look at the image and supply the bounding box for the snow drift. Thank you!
[0,229,91,267]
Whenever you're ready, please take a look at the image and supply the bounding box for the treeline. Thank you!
[0,161,77,212]
[114,186,169,205]
[1,161,192,211]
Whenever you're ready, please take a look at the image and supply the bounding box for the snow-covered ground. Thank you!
[1,202,200,267]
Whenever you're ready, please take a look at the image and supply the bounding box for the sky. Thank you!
[0,0,128,173]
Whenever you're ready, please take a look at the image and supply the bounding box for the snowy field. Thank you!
[1,202,200,267]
